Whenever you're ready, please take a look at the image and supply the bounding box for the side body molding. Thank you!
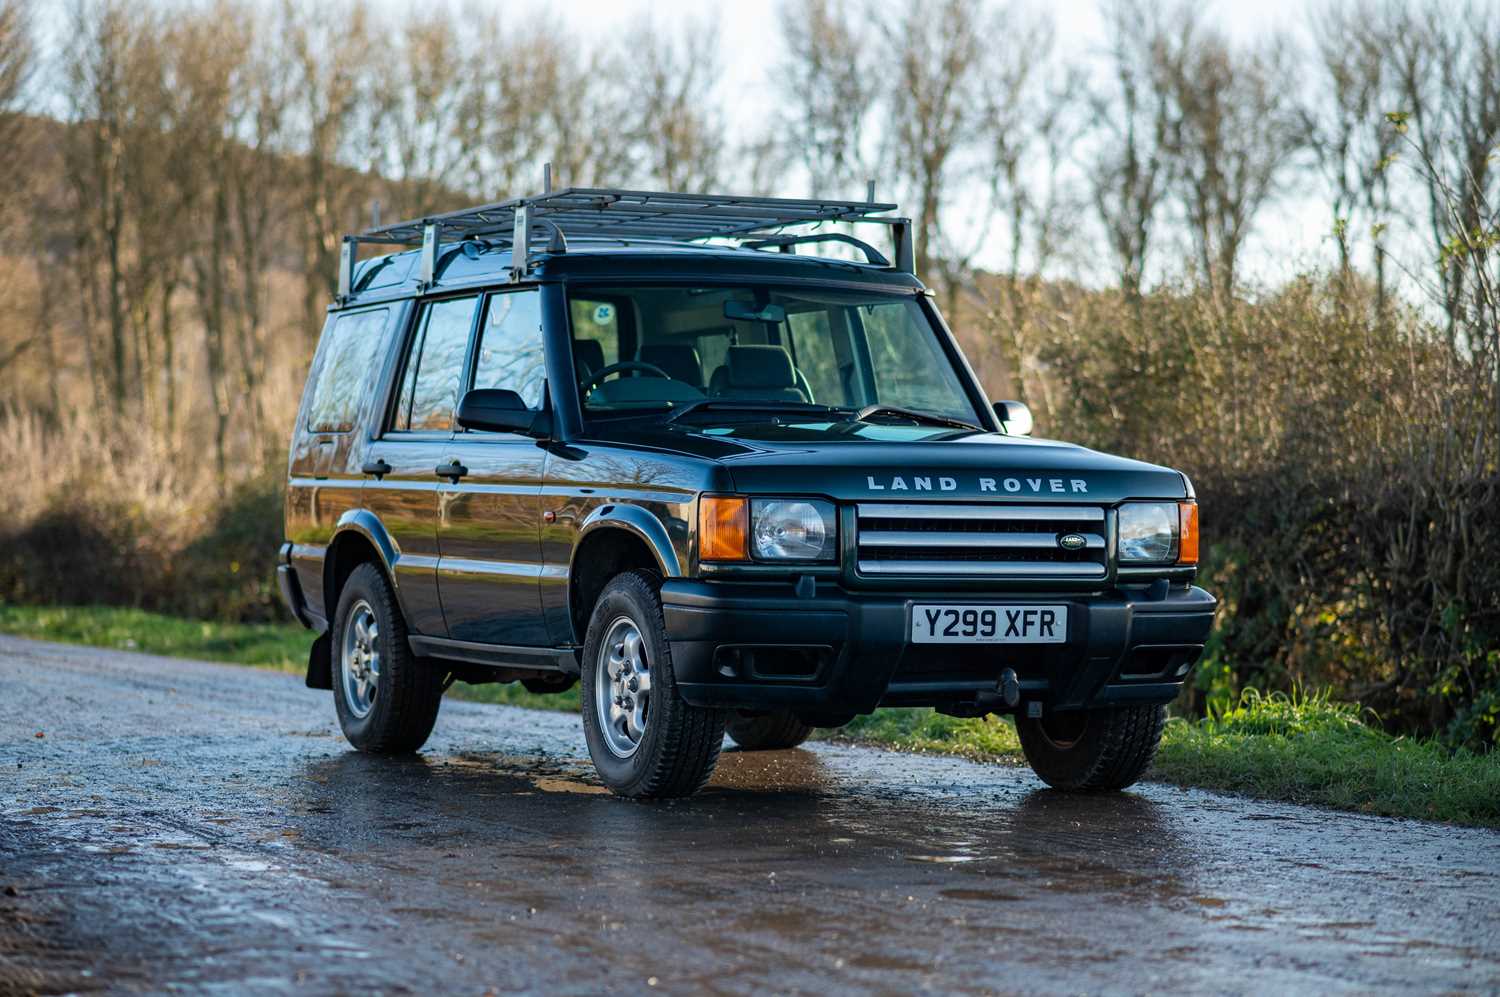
[572,503,683,579]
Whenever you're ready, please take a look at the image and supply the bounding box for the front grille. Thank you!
[855,503,1108,579]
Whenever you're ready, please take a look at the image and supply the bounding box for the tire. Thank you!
[1016,704,1166,791]
[580,571,727,798]
[725,710,814,751]
[331,562,443,754]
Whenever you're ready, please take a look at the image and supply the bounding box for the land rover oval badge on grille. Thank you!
[1058,533,1087,551]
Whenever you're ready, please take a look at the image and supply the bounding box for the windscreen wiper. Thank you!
[664,400,843,423]
[848,404,981,432]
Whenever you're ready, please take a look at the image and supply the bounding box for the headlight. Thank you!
[1117,502,1179,563]
[750,499,837,561]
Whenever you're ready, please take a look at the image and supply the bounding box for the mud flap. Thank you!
[306,631,333,690]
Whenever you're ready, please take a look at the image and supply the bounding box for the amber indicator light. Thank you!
[1178,502,1200,565]
[700,495,750,561]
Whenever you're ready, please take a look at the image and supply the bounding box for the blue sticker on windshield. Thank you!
[592,303,615,325]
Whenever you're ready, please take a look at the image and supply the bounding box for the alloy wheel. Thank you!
[340,599,381,719]
[594,616,652,758]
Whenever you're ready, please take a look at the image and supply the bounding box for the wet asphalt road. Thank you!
[1,636,1497,995]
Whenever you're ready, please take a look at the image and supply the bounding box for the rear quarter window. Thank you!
[305,308,390,433]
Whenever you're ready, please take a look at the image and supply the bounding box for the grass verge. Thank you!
[2,605,1495,827]
[1152,688,1500,827]
[0,604,310,670]
[0,604,577,710]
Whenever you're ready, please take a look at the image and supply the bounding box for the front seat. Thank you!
[639,343,704,388]
[709,345,809,402]
[573,339,606,381]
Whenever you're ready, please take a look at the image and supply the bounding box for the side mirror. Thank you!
[993,400,1033,436]
[456,388,549,438]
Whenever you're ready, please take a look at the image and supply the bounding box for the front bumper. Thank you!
[662,579,1216,715]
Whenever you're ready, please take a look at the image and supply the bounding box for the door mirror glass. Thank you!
[993,399,1033,436]
[456,388,547,437]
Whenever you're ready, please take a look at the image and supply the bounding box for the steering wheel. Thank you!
[579,360,673,395]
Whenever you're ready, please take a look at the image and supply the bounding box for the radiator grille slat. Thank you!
[855,503,1109,580]
[859,531,1105,550]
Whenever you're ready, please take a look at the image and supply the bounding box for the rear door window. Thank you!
[305,308,389,433]
[391,296,479,433]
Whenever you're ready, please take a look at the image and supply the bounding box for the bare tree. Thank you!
[877,0,990,284]
[0,0,32,212]
[0,0,38,386]
[617,19,723,192]
[283,1,372,334]
[222,5,291,455]
[60,0,158,413]
[528,26,634,190]
[1385,1,1500,350]
[460,17,632,197]
[368,10,474,219]
[1086,0,1189,296]
[1300,3,1398,306]
[172,4,245,484]
[1160,27,1301,304]
[981,10,1061,280]
[777,0,879,197]
[450,12,545,199]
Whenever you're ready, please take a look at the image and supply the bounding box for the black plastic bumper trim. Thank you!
[662,579,1216,714]
[277,542,324,632]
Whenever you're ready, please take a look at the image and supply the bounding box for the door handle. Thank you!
[361,459,391,479]
[435,460,468,481]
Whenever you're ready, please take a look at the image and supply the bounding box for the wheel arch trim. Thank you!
[572,504,682,579]
[325,510,402,607]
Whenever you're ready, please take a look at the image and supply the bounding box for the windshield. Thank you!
[568,285,982,425]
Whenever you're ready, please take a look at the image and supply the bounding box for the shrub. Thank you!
[956,272,1499,748]
[0,407,289,624]
[170,477,286,622]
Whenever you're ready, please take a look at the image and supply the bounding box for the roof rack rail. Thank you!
[337,167,914,300]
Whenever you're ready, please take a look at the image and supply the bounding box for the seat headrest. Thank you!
[573,339,606,377]
[726,345,796,388]
[639,343,704,387]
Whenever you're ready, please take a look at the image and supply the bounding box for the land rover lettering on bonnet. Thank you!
[278,181,1216,798]
[864,475,1091,493]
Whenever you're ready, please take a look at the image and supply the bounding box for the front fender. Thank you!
[573,503,683,579]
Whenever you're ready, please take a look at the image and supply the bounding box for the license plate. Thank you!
[910,604,1068,644]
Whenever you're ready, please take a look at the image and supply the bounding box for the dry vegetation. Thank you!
[0,0,1494,747]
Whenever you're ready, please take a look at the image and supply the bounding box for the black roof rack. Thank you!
[337,169,914,299]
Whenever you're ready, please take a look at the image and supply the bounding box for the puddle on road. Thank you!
[940,887,1025,903]
[532,777,610,796]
